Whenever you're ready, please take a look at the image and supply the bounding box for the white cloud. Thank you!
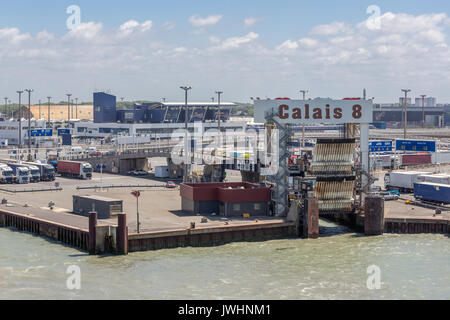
[276,40,298,51]
[65,22,103,41]
[244,17,261,28]
[189,15,222,27]
[212,32,259,50]
[310,22,351,35]
[118,20,152,37]
[0,27,31,44]
[161,21,175,30]
[298,37,318,48]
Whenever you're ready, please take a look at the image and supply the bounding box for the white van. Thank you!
[70,146,83,154]
[86,147,97,153]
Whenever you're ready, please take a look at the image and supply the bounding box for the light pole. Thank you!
[420,95,426,128]
[66,94,72,128]
[4,97,7,118]
[300,90,308,148]
[401,89,411,139]
[75,98,78,119]
[17,91,23,149]
[47,96,51,126]
[215,91,223,134]
[25,89,33,159]
[180,86,192,182]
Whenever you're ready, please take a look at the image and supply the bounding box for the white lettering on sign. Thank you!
[254,98,373,124]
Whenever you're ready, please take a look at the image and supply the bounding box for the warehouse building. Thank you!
[180,182,271,217]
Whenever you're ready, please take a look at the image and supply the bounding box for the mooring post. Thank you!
[88,211,98,254]
[304,197,319,238]
[116,213,128,255]
[364,196,385,236]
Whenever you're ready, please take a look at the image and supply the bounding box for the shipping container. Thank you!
[155,166,169,178]
[414,182,450,204]
[58,160,92,179]
[401,154,431,166]
[416,174,450,185]
[384,171,427,192]
[431,151,450,164]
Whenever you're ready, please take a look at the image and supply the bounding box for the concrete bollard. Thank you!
[364,196,385,236]
[116,213,128,255]
[88,211,97,255]
[303,197,319,239]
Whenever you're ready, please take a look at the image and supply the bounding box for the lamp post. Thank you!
[25,89,33,159]
[180,86,192,182]
[401,89,411,139]
[75,98,78,119]
[420,95,426,128]
[47,96,51,126]
[300,90,308,148]
[4,97,7,119]
[17,91,23,149]
[215,91,223,134]
[66,94,72,128]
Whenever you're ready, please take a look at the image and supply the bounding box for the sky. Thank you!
[0,0,449,104]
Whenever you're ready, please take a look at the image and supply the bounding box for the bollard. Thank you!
[88,211,97,255]
[116,213,128,255]
[364,196,385,236]
[303,197,319,239]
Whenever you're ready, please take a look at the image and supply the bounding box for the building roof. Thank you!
[163,102,237,107]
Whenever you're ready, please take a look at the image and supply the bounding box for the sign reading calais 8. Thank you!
[254,98,373,124]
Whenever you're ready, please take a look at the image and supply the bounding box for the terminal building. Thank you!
[74,92,245,139]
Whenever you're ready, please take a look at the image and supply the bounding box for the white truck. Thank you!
[24,164,41,183]
[7,163,30,184]
[384,171,428,192]
[0,164,14,184]
[416,174,450,185]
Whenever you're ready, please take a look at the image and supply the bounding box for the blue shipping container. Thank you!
[414,182,450,204]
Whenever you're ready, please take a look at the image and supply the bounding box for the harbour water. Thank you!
[0,221,448,300]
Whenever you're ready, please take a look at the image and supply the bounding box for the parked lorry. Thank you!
[24,164,41,182]
[7,163,30,184]
[57,160,92,179]
[384,171,427,192]
[414,182,450,204]
[0,164,14,184]
[23,162,56,181]
[416,174,450,185]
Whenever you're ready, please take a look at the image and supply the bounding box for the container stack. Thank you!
[309,138,356,214]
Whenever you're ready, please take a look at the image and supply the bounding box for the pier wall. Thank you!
[128,223,296,252]
[0,210,89,250]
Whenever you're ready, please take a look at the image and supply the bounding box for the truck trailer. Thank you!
[57,160,93,180]
[23,161,56,181]
[7,163,30,184]
[384,171,427,192]
[414,182,450,204]
[416,174,450,185]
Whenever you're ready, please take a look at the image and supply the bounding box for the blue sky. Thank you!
[0,0,449,103]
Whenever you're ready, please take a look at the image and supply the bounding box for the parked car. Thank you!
[88,151,102,157]
[166,181,177,188]
[127,170,148,176]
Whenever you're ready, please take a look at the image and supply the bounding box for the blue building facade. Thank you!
[93,92,233,124]
[94,92,117,123]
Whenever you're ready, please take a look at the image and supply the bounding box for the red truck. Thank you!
[57,160,93,180]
